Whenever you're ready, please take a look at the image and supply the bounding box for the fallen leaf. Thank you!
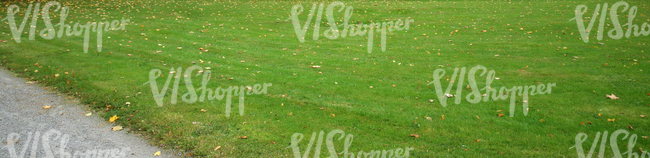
[109,115,119,123]
[498,113,504,117]
[641,115,646,118]
[607,118,616,122]
[606,94,619,100]
[43,105,52,109]
[85,113,92,116]
[475,139,481,143]
[112,126,123,131]
[642,136,649,139]
[214,146,222,151]
[628,125,634,129]
[153,151,161,156]
[440,115,445,120]
[201,109,207,112]
[331,114,335,117]
[540,119,545,123]
[239,136,248,139]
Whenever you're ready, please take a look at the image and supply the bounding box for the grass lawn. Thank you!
[1,0,649,157]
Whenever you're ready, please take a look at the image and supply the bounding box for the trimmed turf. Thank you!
[0,0,649,157]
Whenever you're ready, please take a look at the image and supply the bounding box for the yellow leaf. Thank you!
[112,126,123,131]
[153,151,161,156]
[109,115,119,123]
[85,113,92,116]
[331,114,335,117]
[201,109,207,112]
[42,105,52,109]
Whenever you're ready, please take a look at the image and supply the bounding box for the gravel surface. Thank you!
[0,68,177,158]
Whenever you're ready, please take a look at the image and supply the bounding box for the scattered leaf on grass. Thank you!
[214,146,221,151]
[607,118,616,122]
[498,113,504,117]
[606,94,620,100]
[641,115,646,118]
[628,125,634,129]
[109,115,119,123]
[239,136,248,139]
[201,109,207,112]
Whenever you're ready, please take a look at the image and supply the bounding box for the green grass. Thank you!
[1,0,649,157]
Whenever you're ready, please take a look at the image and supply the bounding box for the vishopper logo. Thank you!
[289,1,414,53]
[428,65,556,117]
[570,1,650,43]
[146,65,272,117]
[1,129,130,158]
[289,129,414,158]
[570,129,649,158]
[0,1,130,53]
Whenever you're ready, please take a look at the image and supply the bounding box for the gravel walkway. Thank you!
[0,68,177,158]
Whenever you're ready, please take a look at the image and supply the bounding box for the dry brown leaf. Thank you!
[112,126,123,131]
[606,94,619,100]
[214,146,221,151]
[42,105,52,109]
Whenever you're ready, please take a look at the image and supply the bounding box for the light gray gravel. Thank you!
[0,68,178,158]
